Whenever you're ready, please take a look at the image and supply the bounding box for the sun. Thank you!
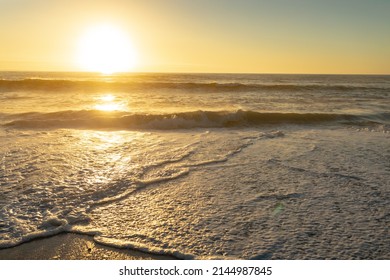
[76,24,137,74]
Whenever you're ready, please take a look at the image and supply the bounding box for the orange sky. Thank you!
[0,0,389,74]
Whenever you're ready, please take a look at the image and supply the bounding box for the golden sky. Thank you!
[0,0,389,74]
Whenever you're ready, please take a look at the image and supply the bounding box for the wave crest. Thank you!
[1,79,388,93]
[5,110,388,130]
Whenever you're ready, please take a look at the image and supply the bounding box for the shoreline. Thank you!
[0,233,176,260]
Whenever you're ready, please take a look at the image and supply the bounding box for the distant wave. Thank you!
[1,78,388,93]
[4,110,389,130]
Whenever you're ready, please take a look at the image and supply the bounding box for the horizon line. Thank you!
[0,70,389,76]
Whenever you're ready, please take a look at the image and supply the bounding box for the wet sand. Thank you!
[0,233,176,260]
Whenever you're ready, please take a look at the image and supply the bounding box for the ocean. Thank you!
[0,72,389,259]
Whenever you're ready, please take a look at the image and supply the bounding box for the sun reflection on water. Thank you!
[95,103,122,111]
[94,94,125,111]
[99,94,116,102]
[74,130,139,186]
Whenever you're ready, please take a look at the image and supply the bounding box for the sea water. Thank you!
[0,72,389,259]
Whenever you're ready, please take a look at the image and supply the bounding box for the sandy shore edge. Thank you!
[0,233,176,260]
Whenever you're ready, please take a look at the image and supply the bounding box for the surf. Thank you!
[4,109,389,130]
[1,78,389,93]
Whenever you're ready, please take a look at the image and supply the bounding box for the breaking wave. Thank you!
[4,110,390,130]
[1,78,388,93]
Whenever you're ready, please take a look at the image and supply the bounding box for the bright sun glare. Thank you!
[94,94,124,111]
[77,24,137,74]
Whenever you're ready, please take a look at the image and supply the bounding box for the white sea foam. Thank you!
[1,129,279,254]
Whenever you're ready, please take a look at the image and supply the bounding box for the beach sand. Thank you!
[0,233,176,260]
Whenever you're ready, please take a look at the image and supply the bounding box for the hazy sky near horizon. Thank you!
[0,0,389,74]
